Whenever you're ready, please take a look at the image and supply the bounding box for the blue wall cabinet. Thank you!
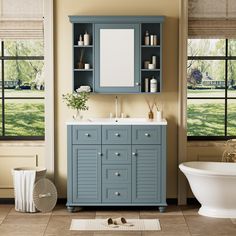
[67,124,167,212]
[69,16,165,93]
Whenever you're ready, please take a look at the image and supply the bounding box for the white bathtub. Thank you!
[179,161,236,218]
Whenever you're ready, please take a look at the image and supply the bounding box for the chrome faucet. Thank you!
[115,96,119,118]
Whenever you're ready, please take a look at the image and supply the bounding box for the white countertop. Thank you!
[66,118,167,125]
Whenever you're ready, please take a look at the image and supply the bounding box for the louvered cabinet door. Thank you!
[72,145,102,203]
[132,145,161,203]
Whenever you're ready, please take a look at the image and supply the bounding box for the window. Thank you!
[187,39,236,140]
[0,40,44,140]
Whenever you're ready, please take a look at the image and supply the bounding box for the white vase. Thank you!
[156,110,162,122]
[73,110,83,121]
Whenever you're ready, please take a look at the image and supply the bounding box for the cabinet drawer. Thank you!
[102,126,131,144]
[102,145,131,164]
[102,165,131,183]
[72,125,101,144]
[102,184,131,203]
[132,125,161,144]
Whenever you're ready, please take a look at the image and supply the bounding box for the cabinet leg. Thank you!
[158,206,166,213]
[67,206,82,212]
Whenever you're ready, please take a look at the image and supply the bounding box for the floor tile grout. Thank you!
[182,209,192,236]
[0,205,13,225]
[43,213,52,236]
[1,204,236,236]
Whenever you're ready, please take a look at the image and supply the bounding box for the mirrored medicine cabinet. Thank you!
[69,16,164,93]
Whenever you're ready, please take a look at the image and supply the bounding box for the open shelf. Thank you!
[141,45,160,48]
[140,23,161,93]
[141,69,160,72]
[74,69,93,72]
[74,71,94,92]
[74,45,93,48]
[72,22,94,92]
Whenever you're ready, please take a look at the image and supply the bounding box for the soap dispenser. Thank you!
[84,32,90,46]
[144,31,149,45]
[150,76,157,93]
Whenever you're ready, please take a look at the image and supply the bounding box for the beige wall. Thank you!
[55,0,179,198]
[0,142,45,197]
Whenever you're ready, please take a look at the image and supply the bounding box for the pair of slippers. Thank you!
[106,217,134,228]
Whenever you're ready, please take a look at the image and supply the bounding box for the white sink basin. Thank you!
[88,117,150,123]
[67,117,167,125]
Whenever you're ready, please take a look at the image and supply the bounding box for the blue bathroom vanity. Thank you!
[66,119,167,212]
[69,16,164,93]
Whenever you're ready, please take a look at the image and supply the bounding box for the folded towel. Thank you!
[76,86,91,93]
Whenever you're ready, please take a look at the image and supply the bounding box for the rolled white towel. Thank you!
[76,86,91,93]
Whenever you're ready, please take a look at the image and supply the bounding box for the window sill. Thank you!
[0,140,45,147]
[188,136,236,141]
[187,140,226,148]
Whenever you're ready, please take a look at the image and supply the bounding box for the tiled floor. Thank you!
[0,204,236,236]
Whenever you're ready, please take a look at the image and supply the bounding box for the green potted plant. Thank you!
[62,91,89,120]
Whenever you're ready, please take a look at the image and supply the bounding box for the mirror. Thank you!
[99,29,134,87]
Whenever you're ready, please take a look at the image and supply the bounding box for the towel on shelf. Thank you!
[12,169,37,212]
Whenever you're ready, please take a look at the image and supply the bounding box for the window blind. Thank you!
[188,0,236,38]
[0,0,44,39]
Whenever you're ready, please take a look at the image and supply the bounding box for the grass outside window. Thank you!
[187,39,236,140]
[0,40,44,140]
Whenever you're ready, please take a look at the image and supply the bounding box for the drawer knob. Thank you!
[115,172,120,176]
[85,133,90,137]
[145,133,150,137]
[132,152,137,156]
[115,192,120,196]
[115,152,120,156]
[98,152,102,156]
[115,133,120,137]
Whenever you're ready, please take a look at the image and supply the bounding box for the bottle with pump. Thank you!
[84,32,90,46]
[144,31,149,45]
[150,76,157,93]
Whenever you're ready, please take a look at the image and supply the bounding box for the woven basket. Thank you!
[13,167,46,182]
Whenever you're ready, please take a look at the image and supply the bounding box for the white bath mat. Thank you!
[70,219,161,231]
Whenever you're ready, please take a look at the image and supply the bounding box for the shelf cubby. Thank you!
[73,71,94,92]
[72,22,94,92]
[141,23,160,46]
[73,23,93,46]
[141,70,160,93]
[140,22,162,93]
[74,47,93,70]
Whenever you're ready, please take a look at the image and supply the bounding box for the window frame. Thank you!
[187,38,236,141]
[0,40,45,140]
